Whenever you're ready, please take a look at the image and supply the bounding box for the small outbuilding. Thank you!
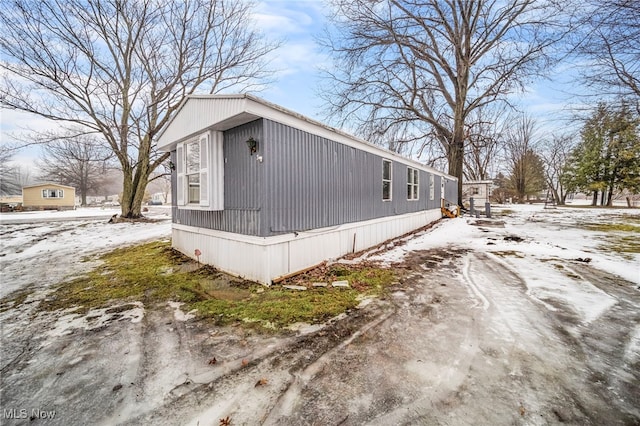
[463,180,493,207]
[158,94,458,284]
[22,183,76,211]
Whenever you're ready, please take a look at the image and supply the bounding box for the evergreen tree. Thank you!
[563,103,640,205]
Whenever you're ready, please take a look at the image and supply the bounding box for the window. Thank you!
[471,187,479,195]
[407,167,419,200]
[176,131,221,210]
[185,141,200,204]
[42,189,63,198]
[429,175,434,200]
[382,159,392,201]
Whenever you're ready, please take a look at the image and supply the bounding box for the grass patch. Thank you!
[495,209,514,216]
[27,241,396,329]
[491,250,525,258]
[559,204,633,209]
[579,222,640,259]
[0,290,33,313]
[192,287,359,328]
[599,235,640,260]
[38,241,205,313]
[583,223,640,233]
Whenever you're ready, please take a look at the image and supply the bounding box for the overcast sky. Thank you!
[1,0,586,171]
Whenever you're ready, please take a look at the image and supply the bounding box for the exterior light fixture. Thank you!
[168,161,176,171]
[246,137,258,155]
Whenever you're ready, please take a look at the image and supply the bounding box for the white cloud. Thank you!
[254,1,319,35]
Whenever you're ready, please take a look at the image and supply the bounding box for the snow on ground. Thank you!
[0,206,123,222]
[0,206,172,298]
[1,203,639,425]
[369,203,639,325]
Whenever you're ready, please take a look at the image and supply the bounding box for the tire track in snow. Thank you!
[461,255,490,310]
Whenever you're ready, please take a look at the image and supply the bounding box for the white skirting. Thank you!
[172,209,442,284]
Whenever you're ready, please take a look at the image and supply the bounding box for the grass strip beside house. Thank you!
[23,241,396,329]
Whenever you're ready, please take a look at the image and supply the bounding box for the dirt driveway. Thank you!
[1,211,639,425]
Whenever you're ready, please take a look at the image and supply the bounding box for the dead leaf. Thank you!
[255,377,268,387]
[219,416,231,426]
[519,405,526,416]
[208,357,217,365]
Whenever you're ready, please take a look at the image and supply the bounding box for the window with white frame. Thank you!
[471,186,479,195]
[407,167,419,200]
[429,175,435,200]
[42,189,63,198]
[185,141,200,204]
[176,131,223,210]
[382,159,392,201]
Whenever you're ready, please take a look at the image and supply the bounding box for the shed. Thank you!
[158,94,458,284]
[462,180,493,207]
[22,183,76,210]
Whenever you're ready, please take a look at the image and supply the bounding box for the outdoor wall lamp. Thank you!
[245,136,258,155]
[168,161,176,171]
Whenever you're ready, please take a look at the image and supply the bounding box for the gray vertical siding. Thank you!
[172,120,264,236]
[261,120,443,236]
[173,118,456,237]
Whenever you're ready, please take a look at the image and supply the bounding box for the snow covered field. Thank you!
[368,203,639,328]
[0,203,639,425]
[0,206,172,298]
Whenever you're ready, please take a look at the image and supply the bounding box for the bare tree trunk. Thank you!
[448,130,465,206]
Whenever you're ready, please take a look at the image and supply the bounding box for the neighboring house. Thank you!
[158,94,458,285]
[463,180,493,207]
[22,183,76,210]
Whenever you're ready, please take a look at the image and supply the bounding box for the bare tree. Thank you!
[574,0,640,111]
[322,0,569,205]
[0,0,278,218]
[504,115,545,202]
[0,145,21,196]
[464,104,509,181]
[539,134,575,205]
[37,134,113,206]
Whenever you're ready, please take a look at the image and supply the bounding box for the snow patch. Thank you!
[46,302,144,337]
[168,301,197,321]
[497,255,617,324]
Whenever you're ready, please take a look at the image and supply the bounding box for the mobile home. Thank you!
[22,183,76,210]
[158,94,457,284]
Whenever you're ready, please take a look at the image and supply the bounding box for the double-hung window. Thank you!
[407,167,419,200]
[176,131,224,210]
[382,159,392,201]
[185,141,200,204]
[42,189,63,198]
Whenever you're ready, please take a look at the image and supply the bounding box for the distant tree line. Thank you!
[1,0,638,211]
